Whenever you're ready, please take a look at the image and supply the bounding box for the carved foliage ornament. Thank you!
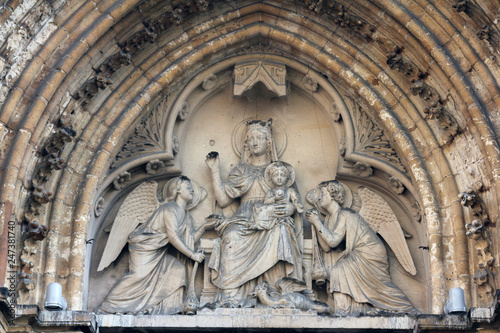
[452,0,468,13]
[73,1,208,108]
[385,46,459,143]
[388,176,405,194]
[323,2,375,40]
[113,99,171,167]
[21,117,76,294]
[352,104,406,172]
[459,183,495,305]
[73,0,378,109]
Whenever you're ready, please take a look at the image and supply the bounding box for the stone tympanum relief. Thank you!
[94,177,214,315]
[91,61,424,316]
[93,118,419,316]
[205,120,303,308]
[305,181,417,316]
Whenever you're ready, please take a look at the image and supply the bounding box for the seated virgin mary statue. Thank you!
[205,120,303,307]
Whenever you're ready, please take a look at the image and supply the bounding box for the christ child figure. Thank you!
[249,161,303,231]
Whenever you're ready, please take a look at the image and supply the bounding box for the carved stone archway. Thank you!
[0,0,498,331]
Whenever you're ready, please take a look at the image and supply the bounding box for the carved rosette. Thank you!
[202,74,218,91]
[388,176,405,194]
[146,159,166,175]
[113,172,132,190]
[353,162,373,177]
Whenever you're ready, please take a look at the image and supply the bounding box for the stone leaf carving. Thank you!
[386,46,423,82]
[324,2,375,40]
[235,44,286,57]
[172,135,180,154]
[452,0,468,13]
[97,48,132,78]
[303,74,318,92]
[18,238,38,300]
[477,25,491,41]
[409,80,459,142]
[74,0,210,108]
[27,220,48,241]
[411,201,422,223]
[74,74,113,107]
[388,176,405,194]
[384,47,459,143]
[32,185,52,204]
[459,183,495,305]
[459,183,490,227]
[233,61,287,97]
[202,74,218,91]
[177,102,189,120]
[353,162,373,177]
[352,104,406,172]
[113,99,169,167]
[305,0,324,13]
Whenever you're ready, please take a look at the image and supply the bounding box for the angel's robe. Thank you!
[322,208,415,315]
[208,163,302,305]
[96,202,195,314]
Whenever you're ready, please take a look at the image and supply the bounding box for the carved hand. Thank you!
[305,209,321,227]
[192,252,205,263]
[273,202,294,217]
[205,214,222,230]
[205,151,220,172]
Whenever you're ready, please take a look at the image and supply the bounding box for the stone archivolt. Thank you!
[0,0,499,331]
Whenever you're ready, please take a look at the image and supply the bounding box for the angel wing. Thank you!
[275,278,316,300]
[276,277,306,294]
[97,181,160,271]
[358,186,417,275]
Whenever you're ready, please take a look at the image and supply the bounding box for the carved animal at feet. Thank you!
[252,278,331,314]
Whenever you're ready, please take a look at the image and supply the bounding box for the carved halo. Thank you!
[162,177,207,210]
[306,181,353,215]
[232,118,287,158]
[264,162,296,188]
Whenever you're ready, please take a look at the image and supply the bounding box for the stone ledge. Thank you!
[96,309,417,331]
[470,307,498,323]
[38,310,94,327]
[29,309,492,332]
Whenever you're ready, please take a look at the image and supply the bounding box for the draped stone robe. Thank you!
[322,208,416,315]
[96,202,196,315]
[208,163,302,305]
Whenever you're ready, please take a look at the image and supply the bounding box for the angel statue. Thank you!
[95,176,213,315]
[305,180,418,316]
[205,119,303,308]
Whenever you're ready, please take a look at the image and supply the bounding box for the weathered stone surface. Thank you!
[0,0,499,331]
